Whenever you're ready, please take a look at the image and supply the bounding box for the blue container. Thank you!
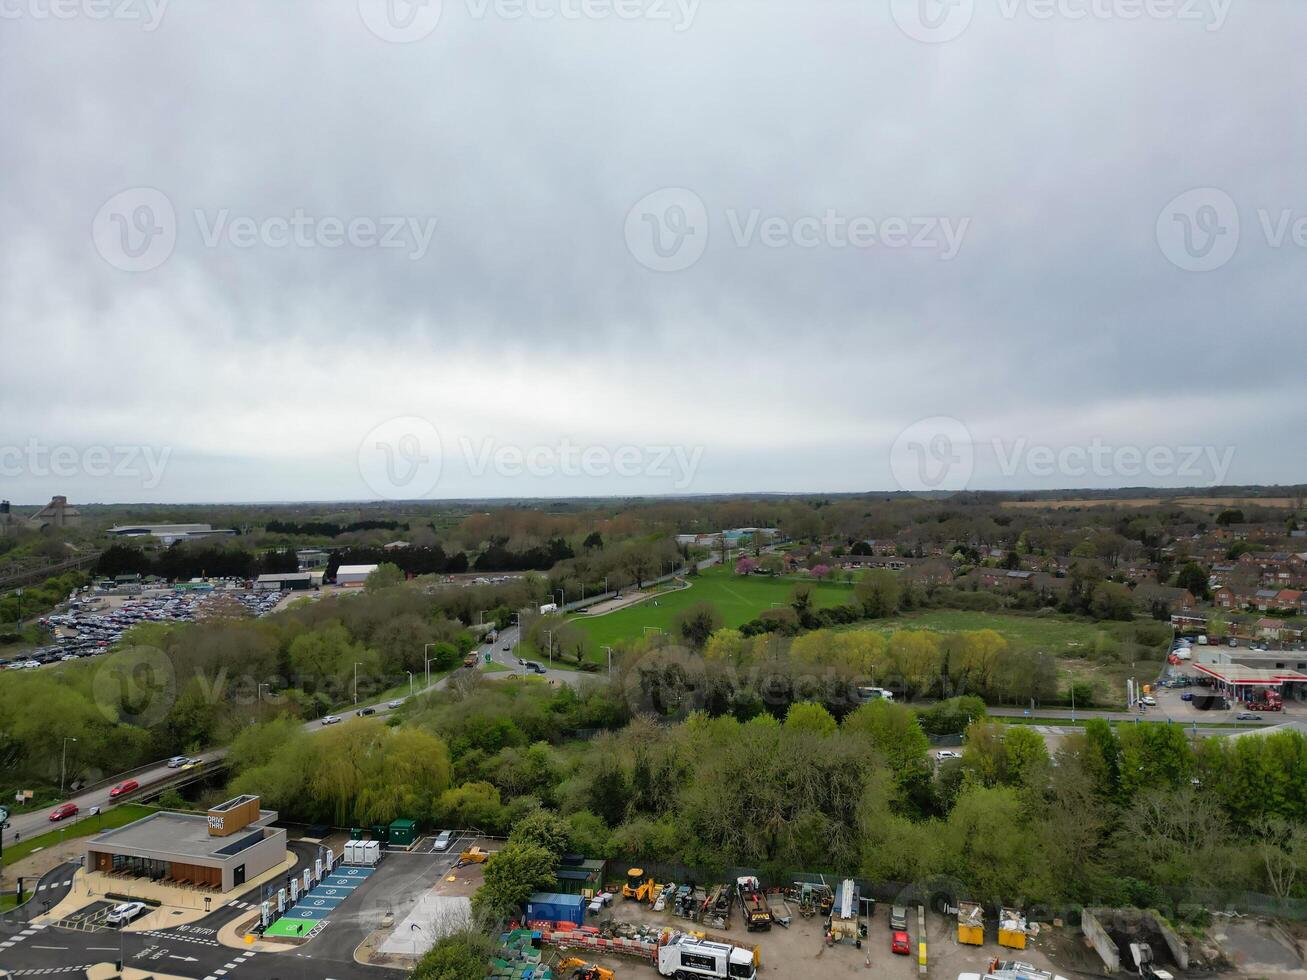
[526,891,585,926]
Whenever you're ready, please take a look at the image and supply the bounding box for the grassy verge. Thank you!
[996,716,1250,730]
[3,803,157,865]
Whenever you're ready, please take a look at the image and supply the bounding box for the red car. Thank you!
[48,803,79,822]
[891,931,911,956]
[109,779,139,799]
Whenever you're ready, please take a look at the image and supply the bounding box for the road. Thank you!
[0,552,720,844]
[0,844,399,980]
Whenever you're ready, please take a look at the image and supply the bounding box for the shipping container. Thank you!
[526,891,585,927]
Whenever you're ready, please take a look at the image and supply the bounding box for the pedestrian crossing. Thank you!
[203,948,258,979]
[7,965,92,976]
[0,922,48,950]
[34,878,74,892]
[141,928,221,947]
[224,899,256,910]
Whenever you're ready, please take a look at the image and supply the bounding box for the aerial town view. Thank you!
[2,2,1305,980]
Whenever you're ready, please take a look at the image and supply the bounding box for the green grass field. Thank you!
[569,567,857,648]
[3,803,157,865]
[849,609,1114,655]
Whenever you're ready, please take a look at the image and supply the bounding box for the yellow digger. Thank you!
[557,957,615,980]
[621,867,657,903]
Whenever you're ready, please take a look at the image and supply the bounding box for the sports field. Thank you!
[569,566,857,647]
[850,609,1111,655]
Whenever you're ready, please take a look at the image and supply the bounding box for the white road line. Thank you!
[30,945,67,949]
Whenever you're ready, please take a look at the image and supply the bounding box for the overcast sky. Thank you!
[2,0,1304,504]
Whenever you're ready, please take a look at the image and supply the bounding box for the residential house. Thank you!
[1133,582,1196,613]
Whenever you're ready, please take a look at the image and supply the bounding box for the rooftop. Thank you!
[90,809,276,860]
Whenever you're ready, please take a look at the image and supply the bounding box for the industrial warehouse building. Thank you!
[335,563,378,587]
[254,571,321,591]
[85,795,286,892]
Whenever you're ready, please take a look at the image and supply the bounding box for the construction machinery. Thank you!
[700,884,733,930]
[558,957,615,980]
[622,868,658,903]
[736,876,772,932]
[656,934,757,980]
[998,908,1027,950]
[673,884,705,920]
[825,878,864,947]
[456,845,494,866]
[957,901,985,946]
[790,881,834,918]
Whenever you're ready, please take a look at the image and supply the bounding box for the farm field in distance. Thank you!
[569,565,856,649]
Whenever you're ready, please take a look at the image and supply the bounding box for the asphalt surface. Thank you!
[0,843,398,980]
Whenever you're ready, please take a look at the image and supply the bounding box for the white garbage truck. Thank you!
[656,934,757,980]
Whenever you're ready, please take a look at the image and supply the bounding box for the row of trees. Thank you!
[241,671,1307,913]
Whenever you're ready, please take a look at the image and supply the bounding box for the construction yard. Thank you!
[534,881,1071,980]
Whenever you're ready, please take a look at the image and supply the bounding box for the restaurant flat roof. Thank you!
[90,810,277,860]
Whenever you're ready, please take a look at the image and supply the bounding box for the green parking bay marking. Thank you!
[264,865,375,936]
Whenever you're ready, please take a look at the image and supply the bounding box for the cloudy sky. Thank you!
[1,0,1304,503]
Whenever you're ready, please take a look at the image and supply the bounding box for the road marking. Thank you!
[30,944,68,949]
[89,946,118,950]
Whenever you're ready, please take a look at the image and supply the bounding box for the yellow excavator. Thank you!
[557,957,615,980]
[621,867,657,903]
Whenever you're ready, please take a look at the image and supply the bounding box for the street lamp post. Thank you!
[543,629,553,667]
[603,645,614,677]
[257,683,269,703]
[60,737,77,795]
[406,671,414,697]
[425,656,438,689]
[353,662,363,705]
[423,643,437,688]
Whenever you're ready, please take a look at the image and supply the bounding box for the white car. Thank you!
[1141,696,1157,707]
[107,901,147,926]
[387,699,404,709]
[936,750,962,761]
[320,715,343,725]
[166,755,187,768]
[433,829,453,851]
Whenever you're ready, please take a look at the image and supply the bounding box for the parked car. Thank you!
[892,931,911,955]
[167,755,187,768]
[1181,692,1194,701]
[936,750,962,761]
[106,901,147,926]
[1140,695,1157,707]
[356,707,376,716]
[320,715,342,725]
[109,779,140,798]
[890,905,907,931]
[1236,712,1262,721]
[433,829,453,851]
[387,699,404,709]
[48,803,79,822]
